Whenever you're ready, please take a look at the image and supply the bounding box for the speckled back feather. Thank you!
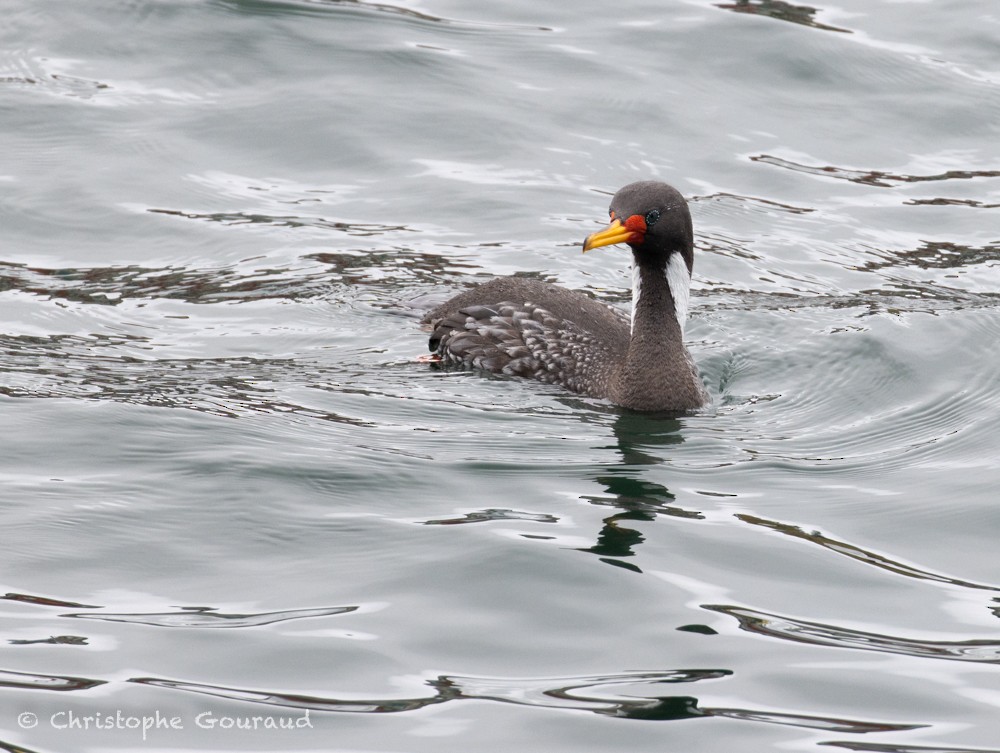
[423,278,628,400]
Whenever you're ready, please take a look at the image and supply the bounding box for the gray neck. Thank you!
[629,254,689,338]
[613,255,702,410]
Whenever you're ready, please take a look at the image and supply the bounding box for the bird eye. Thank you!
[644,209,661,226]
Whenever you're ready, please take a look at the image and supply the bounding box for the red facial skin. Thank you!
[622,214,647,243]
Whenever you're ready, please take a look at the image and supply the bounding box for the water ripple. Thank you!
[8,635,88,646]
[0,53,111,101]
[0,736,46,753]
[0,250,476,305]
[696,191,817,216]
[708,605,1000,663]
[751,154,1000,188]
[905,197,1000,209]
[419,508,559,525]
[148,207,414,237]
[823,742,1000,753]
[737,514,1000,593]
[2,592,100,609]
[220,0,556,31]
[709,309,1000,473]
[62,604,357,629]
[127,668,919,731]
[130,669,722,713]
[0,342,369,423]
[853,240,999,272]
[0,667,104,692]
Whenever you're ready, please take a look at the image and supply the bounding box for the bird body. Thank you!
[422,181,709,412]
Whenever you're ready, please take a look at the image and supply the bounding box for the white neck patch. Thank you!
[631,255,691,334]
[666,253,690,332]
[630,262,642,335]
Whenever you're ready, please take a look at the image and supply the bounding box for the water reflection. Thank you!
[131,669,724,714]
[221,0,556,31]
[853,241,1000,272]
[738,514,1000,593]
[715,0,850,34]
[578,476,703,570]
[129,668,920,732]
[0,247,478,305]
[413,412,702,569]
[750,154,1000,188]
[823,741,1000,753]
[1,593,99,609]
[0,246,477,421]
[8,635,88,646]
[0,61,110,101]
[0,737,44,753]
[0,668,105,692]
[904,197,1000,209]
[576,413,704,570]
[62,605,358,629]
[0,341,373,423]
[708,604,1000,663]
[149,207,414,236]
[421,509,559,525]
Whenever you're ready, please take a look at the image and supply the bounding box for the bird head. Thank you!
[582,181,694,274]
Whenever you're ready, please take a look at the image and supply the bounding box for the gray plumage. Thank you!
[422,181,709,412]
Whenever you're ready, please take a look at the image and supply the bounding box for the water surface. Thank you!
[2,0,999,750]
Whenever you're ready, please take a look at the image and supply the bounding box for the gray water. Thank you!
[2,1,999,750]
